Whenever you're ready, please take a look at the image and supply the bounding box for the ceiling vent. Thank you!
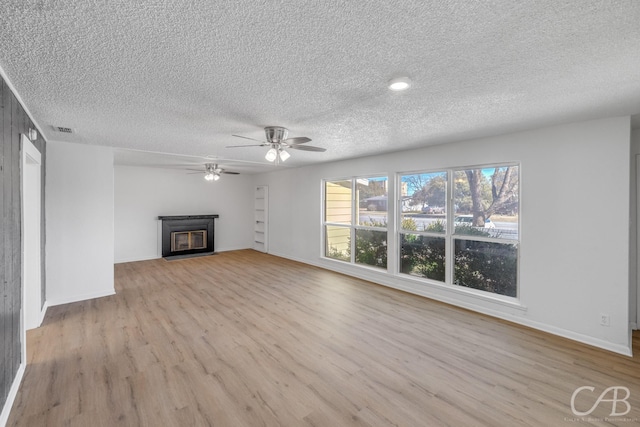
[51,125,74,134]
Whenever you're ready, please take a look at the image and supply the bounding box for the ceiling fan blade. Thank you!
[186,168,205,172]
[288,144,326,152]
[283,137,311,144]
[225,144,266,148]
[221,171,240,175]
[232,134,265,143]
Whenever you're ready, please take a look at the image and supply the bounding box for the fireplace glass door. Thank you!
[171,230,207,252]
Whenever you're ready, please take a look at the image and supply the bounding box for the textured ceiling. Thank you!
[1,1,640,172]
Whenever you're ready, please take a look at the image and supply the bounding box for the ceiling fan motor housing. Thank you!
[265,126,288,143]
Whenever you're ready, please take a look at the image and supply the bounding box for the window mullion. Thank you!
[351,178,356,263]
[444,169,452,285]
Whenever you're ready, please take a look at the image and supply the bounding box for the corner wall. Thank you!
[255,116,632,355]
[46,141,115,305]
[632,128,640,329]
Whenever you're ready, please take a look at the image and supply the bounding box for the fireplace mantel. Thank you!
[158,214,219,221]
[158,215,219,259]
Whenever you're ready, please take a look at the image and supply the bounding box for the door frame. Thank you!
[20,133,42,355]
[635,155,640,330]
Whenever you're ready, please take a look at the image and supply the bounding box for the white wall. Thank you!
[46,141,115,305]
[255,116,633,355]
[114,166,253,263]
[631,128,640,329]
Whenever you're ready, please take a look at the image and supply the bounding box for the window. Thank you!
[323,164,519,299]
[399,171,447,282]
[453,166,519,297]
[324,176,388,269]
[397,164,519,298]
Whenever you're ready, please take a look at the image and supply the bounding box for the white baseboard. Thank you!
[0,362,25,427]
[216,246,252,253]
[114,246,253,264]
[47,288,116,307]
[114,254,159,264]
[511,318,633,357]
[37,301,49,327]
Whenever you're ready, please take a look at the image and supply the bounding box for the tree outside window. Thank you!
[399,165,519,298]
[453,165,519,297]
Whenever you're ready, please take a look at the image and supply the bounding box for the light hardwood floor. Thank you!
[8,250,640,426]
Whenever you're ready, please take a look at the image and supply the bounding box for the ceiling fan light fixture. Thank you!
[265,147,278,162]
[388,77,411,91]
[230,127,324,164]
[279,149,290,162]
[191,163,237,180]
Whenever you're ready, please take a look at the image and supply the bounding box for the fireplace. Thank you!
[158,215,219,259]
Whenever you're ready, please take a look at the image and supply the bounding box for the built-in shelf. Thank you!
[254,186,268,253]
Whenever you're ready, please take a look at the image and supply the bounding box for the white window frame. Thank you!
[397,169,449,282]
[450,163,520,298]
[322,175,389,269]
[396,163,520,300]
[321,163,520,303]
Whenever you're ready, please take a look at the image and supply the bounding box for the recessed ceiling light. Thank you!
[388,77,411,91]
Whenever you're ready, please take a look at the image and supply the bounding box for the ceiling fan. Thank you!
[187,163,239,181]
[226,126,326,163]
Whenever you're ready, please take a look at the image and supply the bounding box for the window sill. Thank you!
[320,256,527,312]
[398,273,527,312]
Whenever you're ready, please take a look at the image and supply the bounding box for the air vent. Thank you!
[52,125,74,134]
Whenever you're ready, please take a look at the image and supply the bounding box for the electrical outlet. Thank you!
[600,314,610,327]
